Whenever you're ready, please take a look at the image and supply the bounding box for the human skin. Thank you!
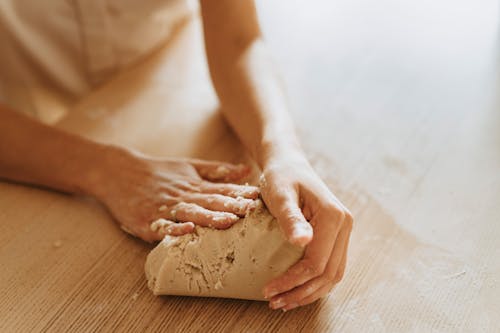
[0,0,353,311]
[0,106,261,242]
[200,0,353,311]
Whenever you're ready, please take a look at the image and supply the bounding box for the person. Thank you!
[0,0,353,311]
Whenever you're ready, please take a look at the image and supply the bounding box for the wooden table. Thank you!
[1,1,499,331]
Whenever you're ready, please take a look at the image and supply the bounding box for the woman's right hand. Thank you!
[88,147,260,242]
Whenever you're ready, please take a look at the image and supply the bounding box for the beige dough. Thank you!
[145,200,304,301]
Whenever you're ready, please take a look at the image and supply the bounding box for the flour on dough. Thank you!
[145,200,304,301]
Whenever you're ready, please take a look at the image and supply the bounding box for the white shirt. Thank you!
[0,0,193,123]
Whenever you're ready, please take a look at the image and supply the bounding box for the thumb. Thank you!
[266,188,313,247]
[189,159,250,182]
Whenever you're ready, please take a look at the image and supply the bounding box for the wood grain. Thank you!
[1,0,499,332]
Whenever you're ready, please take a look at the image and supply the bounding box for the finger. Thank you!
[281,283,332,311]
[333,220,352,283]
[181,193,257,216]
[263,208,343,298]
[270,225,351,308]
[120,224,137,237]
[190,159,250,182]
[120,223,161,243]
[166,180,200,193]
[335,245,348,282]
[169,202,239,229]
[265,187,313,247]
[199,182,260,199]
[150,218,196,237]
[162,222,195,236]
[268,276,324,310]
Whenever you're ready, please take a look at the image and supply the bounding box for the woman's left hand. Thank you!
[260,150,353,311]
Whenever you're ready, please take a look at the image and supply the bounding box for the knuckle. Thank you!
[333,208,346,221]
[188,179,201,186]
[343,210,354,225]
[177,191,193,202]
[325,270,337,282]
[280,205,299,221]
[204,194,219,205]
[199,180,212,189]
[184,192,201,201]
[336,266,347,282]
[163,184,183,196]
[304,262,324,277]
[303,284,317,296]
[174,202,191,210]
[343,215,353,230]
[160,194,179,206]
[180,180,197,190]
[321,202,345,222]
[344,209,354,221]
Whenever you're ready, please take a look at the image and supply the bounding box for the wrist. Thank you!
[258,138,307,170]
[78,143,131,199]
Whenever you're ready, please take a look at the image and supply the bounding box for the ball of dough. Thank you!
[145,200,304,301]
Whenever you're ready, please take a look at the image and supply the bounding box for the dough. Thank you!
[145,200,304,301]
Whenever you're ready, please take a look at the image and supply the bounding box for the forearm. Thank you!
[0,104,112,195]
[200,1,303,169]
[212,40,302,167]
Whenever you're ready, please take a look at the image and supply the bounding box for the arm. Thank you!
[200,0,353,310]
[0,105,107,194]
[199,0,298,168]
[0,104,259,241]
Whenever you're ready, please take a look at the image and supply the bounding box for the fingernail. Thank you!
[270,298,286,309]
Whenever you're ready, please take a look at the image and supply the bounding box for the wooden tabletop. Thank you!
[1,1,499,332]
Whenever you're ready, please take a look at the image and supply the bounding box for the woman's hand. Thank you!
[200,0,352,311]
[89,147,260,242]
[260,149,353,311]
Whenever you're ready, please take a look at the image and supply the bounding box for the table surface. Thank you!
[1,1,499,332]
